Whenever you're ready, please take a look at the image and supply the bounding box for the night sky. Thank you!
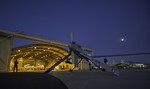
[0,0,150,63]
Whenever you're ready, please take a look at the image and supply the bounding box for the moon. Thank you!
[121,38,125,42]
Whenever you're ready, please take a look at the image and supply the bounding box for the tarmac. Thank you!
[0,72,68,89]
[50,69,150,89]
[0,69,150,89]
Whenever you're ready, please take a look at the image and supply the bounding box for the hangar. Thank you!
[0,29,92,72]
[9,44,74,72]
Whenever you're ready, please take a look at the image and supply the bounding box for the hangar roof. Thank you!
[11,44,69,62]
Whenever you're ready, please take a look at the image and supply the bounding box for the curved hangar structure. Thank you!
[9,44,74,72]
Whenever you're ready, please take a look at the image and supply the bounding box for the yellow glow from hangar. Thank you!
[18,50,21,52]
[34,47,37,49]
[9,44,74,72]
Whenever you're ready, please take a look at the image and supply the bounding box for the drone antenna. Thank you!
[70,32,73,42]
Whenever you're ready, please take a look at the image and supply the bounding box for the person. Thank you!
[104,58,108,64]
[13,59,18,72]
[44,64,46,70]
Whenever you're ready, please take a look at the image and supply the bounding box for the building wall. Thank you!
[0,36,13,72]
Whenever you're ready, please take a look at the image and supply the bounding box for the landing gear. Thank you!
[68,58,83,72]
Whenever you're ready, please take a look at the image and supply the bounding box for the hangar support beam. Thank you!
[0,29,68,47]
